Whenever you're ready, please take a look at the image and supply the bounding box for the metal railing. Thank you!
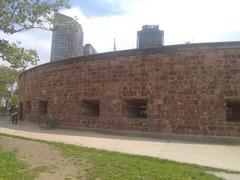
[225,107,240,122]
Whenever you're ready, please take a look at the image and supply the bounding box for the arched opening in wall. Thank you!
[124,99,148,119]
[225,101,240,122]
[81,99,100,117]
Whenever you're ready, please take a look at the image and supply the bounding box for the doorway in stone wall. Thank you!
[19,102,23,120]
[38,100,52,129]
[39,101,48,114]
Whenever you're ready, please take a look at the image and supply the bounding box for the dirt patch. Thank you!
[0,136,84,180]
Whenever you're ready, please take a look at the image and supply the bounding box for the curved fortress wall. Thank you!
[19,42,240,136]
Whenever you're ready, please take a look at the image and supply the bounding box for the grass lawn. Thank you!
[54,143,222,180]
[0,148,46,180]
[0,134,224,180]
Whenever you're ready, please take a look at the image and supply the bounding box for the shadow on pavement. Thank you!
[0,116,239,145]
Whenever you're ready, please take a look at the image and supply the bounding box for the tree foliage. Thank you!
[0,0,69,34]
[0,0,70,107]
[0,40,38,69]
[0,65,20,102]
[0,0,70,69]
[9,91,18,107]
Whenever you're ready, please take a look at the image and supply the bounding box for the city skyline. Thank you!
[1,0,240,65]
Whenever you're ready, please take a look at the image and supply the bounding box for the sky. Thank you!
[1,0,240,65]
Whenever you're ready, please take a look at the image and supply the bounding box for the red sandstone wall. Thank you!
[19,48,240,136]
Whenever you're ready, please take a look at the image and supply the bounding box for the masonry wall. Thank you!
[19,44,240,136]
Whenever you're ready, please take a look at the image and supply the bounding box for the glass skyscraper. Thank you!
[50,13,83,61]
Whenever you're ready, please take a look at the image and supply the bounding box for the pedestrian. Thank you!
[10,106,18,125]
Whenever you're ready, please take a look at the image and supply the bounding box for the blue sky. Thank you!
[70,0,125,17]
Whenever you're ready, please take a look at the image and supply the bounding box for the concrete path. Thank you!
[0,117,240,172]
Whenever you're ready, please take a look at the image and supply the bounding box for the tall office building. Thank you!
[83,44,97,56]
[137,25,164,49]
[50,13,83,61]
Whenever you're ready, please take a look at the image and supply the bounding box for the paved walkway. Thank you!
[0,117,240,172]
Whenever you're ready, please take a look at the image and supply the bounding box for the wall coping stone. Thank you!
[19,41,240,78]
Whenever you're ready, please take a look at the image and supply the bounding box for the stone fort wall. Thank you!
[19,42,240,136]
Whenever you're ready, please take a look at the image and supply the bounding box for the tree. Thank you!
[9,90,18,107]
[0,65,20,107]
[0,0,70,69]
[0,1,70,107]
[0,40,38,69]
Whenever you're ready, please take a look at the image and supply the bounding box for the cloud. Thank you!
[0,30,52,65]
[62,0,240,52]
[126,0,240,43]
[1,0,240,67]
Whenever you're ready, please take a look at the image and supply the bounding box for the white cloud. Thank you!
[0,29,52,65]
[1,0,240,66]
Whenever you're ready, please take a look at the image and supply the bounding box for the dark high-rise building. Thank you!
[50,13,83,61]
[137,25,164,49]
[83,44,97,56]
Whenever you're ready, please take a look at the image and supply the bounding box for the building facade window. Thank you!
[124,99,148,119]
[81,100,100,117]
[225,101,240,122]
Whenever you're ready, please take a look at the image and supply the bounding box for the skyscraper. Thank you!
[50,13,83,61]
[137,25,164,49]
[83,44,97,56]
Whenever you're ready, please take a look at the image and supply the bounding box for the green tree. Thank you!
[0,65,20,106]
[0,0,70,106]
[0,0,70,69]
[9,90,18,107]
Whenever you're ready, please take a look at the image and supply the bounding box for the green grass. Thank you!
[54,143,222,180]
[0,133,226,180]
[0,147,47,180]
